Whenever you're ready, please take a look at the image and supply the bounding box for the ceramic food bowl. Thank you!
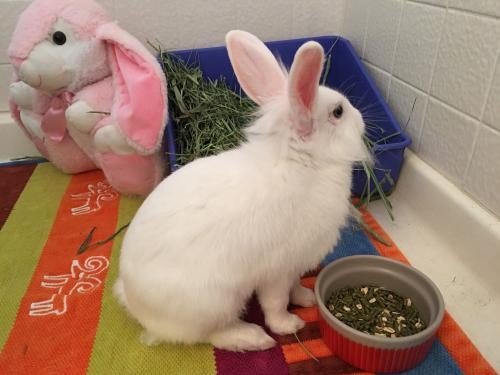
[314,255,445,373]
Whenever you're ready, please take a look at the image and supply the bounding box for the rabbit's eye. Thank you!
[52,31,67,45]
[332,104,343,119]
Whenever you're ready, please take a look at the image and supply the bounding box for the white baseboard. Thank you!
[0,112,41,163]
[369,150,500,371]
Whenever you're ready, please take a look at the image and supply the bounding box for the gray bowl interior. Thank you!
[315,255,445,350]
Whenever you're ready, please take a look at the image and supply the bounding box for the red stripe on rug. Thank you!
[0,171,120,374]
[288,355,373,375]
[300,276,317,290]
[282,338,332,363]
[0,164,36,230]
[291,306,319,324]
[278,322,322,345]
[360,207,496,375]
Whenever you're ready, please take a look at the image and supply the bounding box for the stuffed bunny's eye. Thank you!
[52,31,67,45]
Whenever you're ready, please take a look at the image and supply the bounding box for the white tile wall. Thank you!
[483,60,500,131]
[363,0,403,71]
[419,98,479,184]
[387,77,428,152]
[0,0,31,64]
[113,0,243,51]
[341,0,500,218]
[342,0,370,55]
[392,1,445,92]
[465,126,500,217]
[292,0,344,38]
[413,0,447,6]
[364,61,391,99]
[0,64,12,112]
[430,9,500,119]
[449,0,500,18]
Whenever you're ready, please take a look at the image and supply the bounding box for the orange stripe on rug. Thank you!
[437,313,496,375]
[281,338,333,364]
[291,307,318,323]
[300,276,316,290]
[359,208,410,265]
[0,171,120,375]
[360,208,496,375]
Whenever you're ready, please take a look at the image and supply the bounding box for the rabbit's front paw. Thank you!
[66,101,103,133]
[9,81,36,110]
[290,284,316,307]
[94,124,135,154]
[266,312,305,335]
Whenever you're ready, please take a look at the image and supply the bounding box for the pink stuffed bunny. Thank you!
[7,0,167,196]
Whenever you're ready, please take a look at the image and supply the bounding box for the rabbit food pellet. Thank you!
[326,285,427,338]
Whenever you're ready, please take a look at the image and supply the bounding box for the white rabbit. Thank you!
[114,30,371,351]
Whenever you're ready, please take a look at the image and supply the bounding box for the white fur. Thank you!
[115,31,370,351]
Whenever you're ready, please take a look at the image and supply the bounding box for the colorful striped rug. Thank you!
[0,163,495,375]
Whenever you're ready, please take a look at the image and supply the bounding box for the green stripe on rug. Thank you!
[0,163,70,349]
[87,196,216,375]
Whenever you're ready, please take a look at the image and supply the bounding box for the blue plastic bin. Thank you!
[163,36,411,196]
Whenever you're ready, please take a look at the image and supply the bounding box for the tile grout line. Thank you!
[461,123,482,190]
[386,0,407,100]
[462,36,500,185]
[407,0,500,22]
[363,59,495,136]
[447,6,500,22]
[415,96,430,152]
[478,47,500,123]
[360,0,371,59]
[388,0,405,75]
[406,0,446,10]
[411,94,428,153]
[417,0,447,151]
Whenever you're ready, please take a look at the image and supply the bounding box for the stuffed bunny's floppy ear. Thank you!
[288,42,324,138]
[97,22,167,155]
[226,30,285,105]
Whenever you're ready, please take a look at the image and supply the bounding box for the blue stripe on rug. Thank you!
[321,221,379,267]
[387,340,463,375]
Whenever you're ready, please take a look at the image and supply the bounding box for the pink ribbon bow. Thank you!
[41,92,74,142]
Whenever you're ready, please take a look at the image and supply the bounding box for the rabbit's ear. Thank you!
[288,42,324,138]
[226,30,285,105]
[97,22,167,155]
